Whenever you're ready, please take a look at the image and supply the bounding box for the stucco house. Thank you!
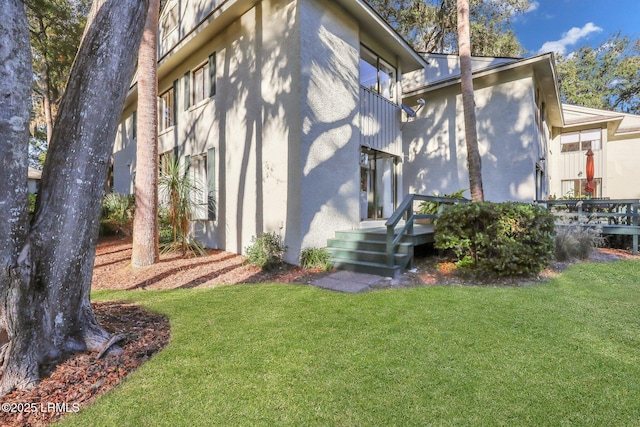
[548,104,640,199]
[112,0,639,271]
[401,52,562,202]
[113,0,428,265]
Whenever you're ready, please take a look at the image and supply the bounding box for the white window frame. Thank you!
[161,5,178,40]
[158,87,175,132]
[561,129,602,153]
[192,61,209,106]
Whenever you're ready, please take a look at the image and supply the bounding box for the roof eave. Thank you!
[334,0,427,72]
[403,53,565,126]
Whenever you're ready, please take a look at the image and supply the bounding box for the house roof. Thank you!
[333,0,427,72]
[560,103,640,139]
[403,53,564,127]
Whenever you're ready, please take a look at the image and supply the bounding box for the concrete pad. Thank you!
[312,270,384,293]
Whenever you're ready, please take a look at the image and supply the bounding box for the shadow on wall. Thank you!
[405,79,540,202]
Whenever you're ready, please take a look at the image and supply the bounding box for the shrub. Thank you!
[244,232,288,270]
[554,215,605,261]
[28,193,37,214]
[417,189,467,217]
[158,155,206,257]
[300,247,332,271]
[435,202,555,277]
[101,193,135,235]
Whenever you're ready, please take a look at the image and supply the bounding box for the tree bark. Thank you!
[457,0,484,202]
[132,0,161,267]
[0,0,149,396]
[0,0,35,391]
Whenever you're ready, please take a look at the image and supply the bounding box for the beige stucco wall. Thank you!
[606,137,640,199]
[549,123,640,199]
[549,104,640,200]
[403,75,545,202]
[295,0,361,256]
[113,0,381,264]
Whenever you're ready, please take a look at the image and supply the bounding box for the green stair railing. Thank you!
[385,194,469,268]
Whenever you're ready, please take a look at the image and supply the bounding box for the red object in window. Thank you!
[584,149,596,194]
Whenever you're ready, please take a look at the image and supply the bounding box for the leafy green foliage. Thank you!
[557,32,640,114]
[28,193,37,215]
[368,0,529,56]
[299,247,332,271]
[244,232,288,270]
[417,189,467,216]
[435,202,555,276]
[158,156,205,257]
[27,0,91,134]
[554,216,605,261]
[101,193,135,235]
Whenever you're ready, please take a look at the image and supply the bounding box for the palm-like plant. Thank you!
[158,156,205,256]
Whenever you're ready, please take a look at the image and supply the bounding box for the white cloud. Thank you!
[537,22,603,55]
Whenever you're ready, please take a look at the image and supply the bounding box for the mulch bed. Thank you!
[0,302,170,427]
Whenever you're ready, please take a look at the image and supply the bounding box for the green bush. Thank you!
[417,189,467,216]
[244,232,288,270]
[100,193,135,235]
[435,202,555,277]
[28,193,37,214]
[554,216,605,261]
[300,247,332,271]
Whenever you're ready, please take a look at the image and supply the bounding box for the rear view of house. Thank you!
[113,0,426,264]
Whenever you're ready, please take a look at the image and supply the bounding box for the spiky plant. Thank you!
[158,156,205,256]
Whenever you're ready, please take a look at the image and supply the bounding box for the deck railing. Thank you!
[359,86,401,155]
[536,199,640,254]
[385,194,470,267]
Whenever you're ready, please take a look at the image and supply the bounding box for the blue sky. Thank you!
[512,0,640,56]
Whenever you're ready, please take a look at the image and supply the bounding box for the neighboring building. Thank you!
[112,0,640,266]
[548,104,640,199]
[28,167,42,194]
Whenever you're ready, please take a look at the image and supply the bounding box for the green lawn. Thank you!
[61,260,640,426]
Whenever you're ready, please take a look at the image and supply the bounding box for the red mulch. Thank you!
[0,301,170,427]
[1,235,638,425]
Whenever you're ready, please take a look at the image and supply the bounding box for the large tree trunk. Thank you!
[0,0,36,392]
[132,0,161,268]
[457,0,484,202]
[0,0,149,396]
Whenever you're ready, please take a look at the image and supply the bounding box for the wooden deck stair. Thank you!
[327,224,435,278]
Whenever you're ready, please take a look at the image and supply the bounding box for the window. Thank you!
[186,148,216,221]
[159,86,175,131]
[561,178,602,198]
[561,129,602,153]
[192,62,208,105]
[359,46,396,103]
[184,52,217,110]
[161,5,178,39]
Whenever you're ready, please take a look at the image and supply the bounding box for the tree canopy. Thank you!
[26,0,91,166]
[368,0,530,57]
[557,32,640,114]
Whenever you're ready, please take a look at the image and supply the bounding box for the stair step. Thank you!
[334,230,417,243]
[327,239,412,253]
[327,248,409,264]
[331,259,402,278]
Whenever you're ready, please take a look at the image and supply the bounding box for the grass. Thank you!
[61,260,640,426]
